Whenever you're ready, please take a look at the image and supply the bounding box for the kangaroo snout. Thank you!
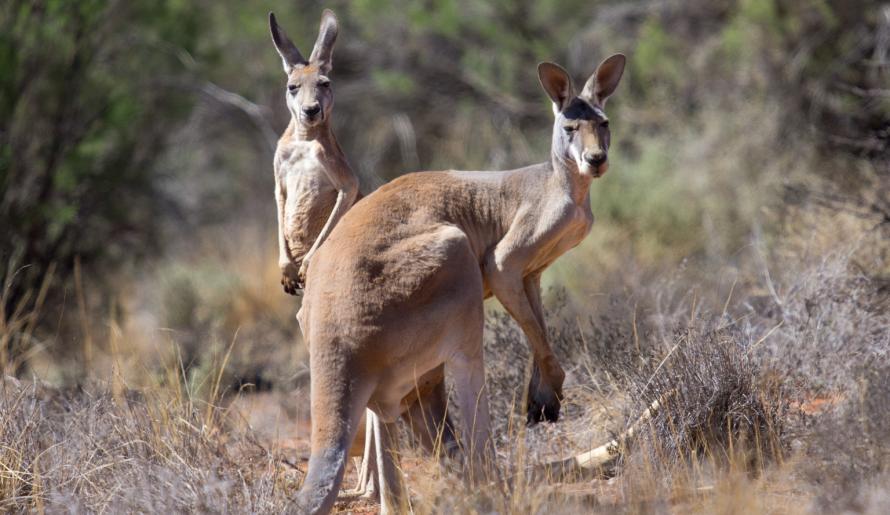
[302,104,322,119]
[583,150,607,167]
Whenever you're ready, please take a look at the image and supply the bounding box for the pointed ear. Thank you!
[269,12,306,73]
[537,62,575,111]
[580,54,626,106]
[309,9,338,75]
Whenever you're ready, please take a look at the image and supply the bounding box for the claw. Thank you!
[281,261,304,296]
[527,387,561,425]
[526,363,563,425]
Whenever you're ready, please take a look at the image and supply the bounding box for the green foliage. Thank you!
[592,139,699,255]
[1,0,886,374]
[0,0,205,362]
[739,0,782,33]
[372,70,416,97]
[633,18,683,95]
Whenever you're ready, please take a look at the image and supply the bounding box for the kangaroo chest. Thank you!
[527,202,594,274]
[277,140,338,260]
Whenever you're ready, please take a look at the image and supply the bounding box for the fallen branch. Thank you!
[530,393,669,481]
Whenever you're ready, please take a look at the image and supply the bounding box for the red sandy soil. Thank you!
[226,389,394,513]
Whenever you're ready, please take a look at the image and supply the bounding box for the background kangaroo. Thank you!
[296,54,626,514]
[269,10,358,293]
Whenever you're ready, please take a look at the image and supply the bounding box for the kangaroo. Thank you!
[270,10,358,294]
[296,55,626,514]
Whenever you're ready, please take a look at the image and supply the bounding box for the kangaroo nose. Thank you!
[302,104,321,117]
[583,151,607,166]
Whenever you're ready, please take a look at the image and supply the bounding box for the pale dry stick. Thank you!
[20,263,54,342]
[147,36,279,152]
[204,328,240,433]
[752,222,784,311]
[296,52,627,514]
[74,257,92,372]
[641,340,683,398]
[1,263,54,373]
[747,321,784,355]
[0,268,33,360]
[534,394,668,481]
[721,275,738,321]
[31,450,43,514]
[106,303,127,405]
[632,301,641,358]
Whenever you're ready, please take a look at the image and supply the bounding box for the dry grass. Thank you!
[0,375,301,512]
[1,207,888,514]
[0,225,310,512]
[410,210,889,513]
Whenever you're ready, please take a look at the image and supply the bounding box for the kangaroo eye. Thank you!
[288,84,299,92]
[601,120,610,129]
[318,80,330,88]
[563,125,577,134]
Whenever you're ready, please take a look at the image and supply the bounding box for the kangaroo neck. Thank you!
[288,118,350,168]
[292,117,337,149]
[550,151,593,206]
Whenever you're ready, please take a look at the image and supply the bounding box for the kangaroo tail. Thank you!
[292,352,372,514]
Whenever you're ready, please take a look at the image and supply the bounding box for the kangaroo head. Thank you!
[269,10,339,129]
[538,55,625,178]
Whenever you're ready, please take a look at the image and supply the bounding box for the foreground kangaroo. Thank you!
[270,10,358,294]
[269,10,458,495]
[296,55,626,513]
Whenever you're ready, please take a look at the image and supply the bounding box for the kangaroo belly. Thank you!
[283,171,338,263]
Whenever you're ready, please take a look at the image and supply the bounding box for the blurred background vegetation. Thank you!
[1,0,887,385]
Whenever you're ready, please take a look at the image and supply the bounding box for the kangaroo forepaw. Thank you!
[281,276,303,296]
[281,263,304,296]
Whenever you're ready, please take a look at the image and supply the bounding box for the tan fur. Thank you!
[270,10,359,294]
[274,123,355,291]
[293,55,626,514]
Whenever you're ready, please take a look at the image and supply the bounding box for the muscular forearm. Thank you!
[301,184,358,270]
[276,182,294,268]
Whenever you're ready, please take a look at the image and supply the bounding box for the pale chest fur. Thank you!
[276,139,338,262]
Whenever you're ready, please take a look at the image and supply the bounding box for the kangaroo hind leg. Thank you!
[293,359,373,515]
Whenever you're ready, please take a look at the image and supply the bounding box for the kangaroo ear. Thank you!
[538,62,575,112]
[309,9,338,75]
[269,12,306,73]
[580,54,626,106]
